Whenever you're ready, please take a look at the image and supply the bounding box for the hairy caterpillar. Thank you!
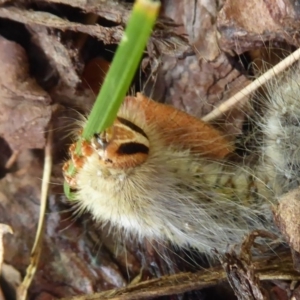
[63,64,300,258]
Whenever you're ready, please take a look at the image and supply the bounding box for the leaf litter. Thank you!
[1,0,300,299]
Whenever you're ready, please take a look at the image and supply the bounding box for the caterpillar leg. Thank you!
[63,140,94,189]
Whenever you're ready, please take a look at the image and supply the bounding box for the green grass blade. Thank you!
[83,0,160,139]
[64,0,160,199]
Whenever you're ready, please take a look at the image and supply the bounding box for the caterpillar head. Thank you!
[91,117,150,169]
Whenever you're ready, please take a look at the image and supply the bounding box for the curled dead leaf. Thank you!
[274,188,300,253]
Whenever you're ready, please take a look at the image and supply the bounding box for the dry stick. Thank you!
[60,252,300,300]
[202,47,300,122]
[17,127,53,300]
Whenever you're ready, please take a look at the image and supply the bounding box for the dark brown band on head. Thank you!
[117,117,148,139]
[117,142,149,155]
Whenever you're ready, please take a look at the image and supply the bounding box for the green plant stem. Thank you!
[64,0,160,199]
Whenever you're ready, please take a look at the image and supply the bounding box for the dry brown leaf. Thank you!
[0,161,132,298]
[0,36,52,151]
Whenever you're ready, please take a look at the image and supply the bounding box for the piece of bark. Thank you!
[0,7,123,45]
[216,230,280,300]
[0,5,192,73]
[145,0,251,138]
[217,0,300,54]
[0,35,50,103]
[218,252,269,300]
[35,0,131,24]
[27,25,81,89]
[161,0,220,61]
[0,36,52,151]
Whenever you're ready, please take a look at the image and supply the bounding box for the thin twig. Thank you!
[60,252,299,300]
[17,127,53,300]
[5,151,19,169]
